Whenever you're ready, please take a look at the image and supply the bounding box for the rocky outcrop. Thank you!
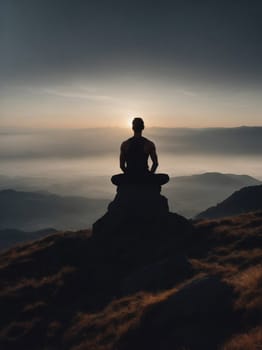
[91,181,194,297]
[93,182,191,237]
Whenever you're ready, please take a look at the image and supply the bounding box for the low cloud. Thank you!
[1,127,262,160]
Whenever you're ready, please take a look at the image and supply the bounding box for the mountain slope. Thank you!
[196,184,262,219]
[164,172,261,217]
[0,211,261,350]
[0,228,57,251]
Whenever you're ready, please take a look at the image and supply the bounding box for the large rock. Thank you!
[109,183,169,214]
[92,182,193,265]
[93,183,169,235]
[91,181,193,297]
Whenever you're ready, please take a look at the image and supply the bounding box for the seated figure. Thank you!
[111,118,169,186]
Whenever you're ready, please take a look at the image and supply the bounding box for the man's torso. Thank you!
[122,136,153,175]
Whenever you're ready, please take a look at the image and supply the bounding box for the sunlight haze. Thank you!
[1,1,261,129]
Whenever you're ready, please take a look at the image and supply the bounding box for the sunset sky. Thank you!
[1,0,262,128]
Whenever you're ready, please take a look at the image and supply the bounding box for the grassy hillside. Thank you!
[0,228,57,251]
[0,212,261,349]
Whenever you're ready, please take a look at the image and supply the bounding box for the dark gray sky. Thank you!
[1,0,262,127]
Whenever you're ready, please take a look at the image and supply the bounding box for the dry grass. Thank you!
[0,230,91,270]
[228,265,262,312]
[194,213,262,350]
[0,265,76,296]
[194,212,262,268]
[195,214,262,311]
[0,212,261,349]
[222,327,262,350]
[66,289,176,350]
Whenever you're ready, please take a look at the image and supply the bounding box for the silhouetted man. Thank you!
[111,118,169,185]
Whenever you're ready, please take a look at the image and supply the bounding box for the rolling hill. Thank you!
[164,172,261,217]
[196,184,262,219]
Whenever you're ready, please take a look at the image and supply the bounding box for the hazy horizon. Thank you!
[1,126,262,201]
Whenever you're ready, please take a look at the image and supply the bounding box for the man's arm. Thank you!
[149,142,158,173]
[120,142,127,173]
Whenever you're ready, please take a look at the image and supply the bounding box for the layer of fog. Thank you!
[1,127,262,160]
[1,127,262,199]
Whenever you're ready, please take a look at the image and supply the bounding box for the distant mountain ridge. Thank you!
[196,184,262,219]
[0,189,109,231]
[173,172,261,186]
[164,172,261,217]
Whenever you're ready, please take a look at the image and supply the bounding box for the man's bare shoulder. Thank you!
[120,138,132,151]
[143,137,156,149]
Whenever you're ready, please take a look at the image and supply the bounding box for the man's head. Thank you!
[132,117,144,133]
